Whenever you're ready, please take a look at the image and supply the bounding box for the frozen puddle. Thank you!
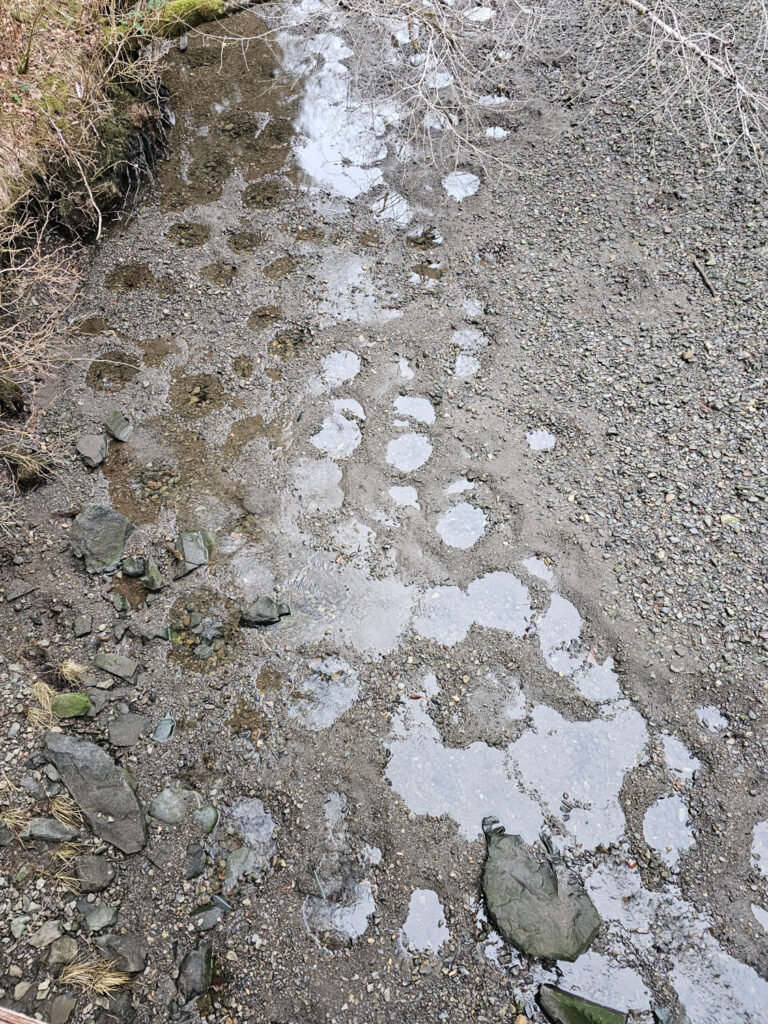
[311,410,362,458]
[643,794,695,867]
[413,572,531,646]
[393,395,435,424]
[453,328,487,378]
[454,353,480,378]
[386,432,433,472]
[401,889,450,953]
[436,502,486,549]
[389,485,419,509]
[322,349,360,387]
[526,429,556,451]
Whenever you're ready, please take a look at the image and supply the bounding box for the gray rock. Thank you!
[191,805,218,835]
[240,596,291,626]
[108,713,151,747]
[140,555,164,591]
[76,433,108,469]
[93,652,138,681]
[482,820,600,962]
[175,529,214,577]
[74,855,115,892]
[11,915,30,938]
[48,935,78,966]
[0,819,13,846]
[73,613,93,637]
[538,985,626,1024]
[5,578,37,601]
[185,842,206,879]
[122,555,145,577]
[43,731,147,854]
[20,817,80,842]
[105,410,133,442]
[49,994,77,1024]
[177,940,213,1002]
[29,919,63,948]
[77,899,119,932]
[149,787,199,824]
[20,775,45,798]
[140,624,172,643]
[96,933,147,973]
[224,846,270,892]
[152,711,176,742]
[70,505,134,573]
[190,902,223,931]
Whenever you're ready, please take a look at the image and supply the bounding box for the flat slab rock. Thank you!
[43,731,147,854]
[69,504,134,573]
[539,985,626,1024]
[481,820,600,962]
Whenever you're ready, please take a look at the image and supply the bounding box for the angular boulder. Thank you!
[43,732,147,854]
[69,505,133,573]
[539,985,626,1024]
[482,819,599,962]
[240,596,291,627]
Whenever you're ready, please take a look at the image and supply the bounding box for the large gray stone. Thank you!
[20,817,79,842]
[43,732,147,854]
[539,985,626,1024]
[96,933,147,973]
[74,855,115,892]
[175,529,214,577]
[49,994,77,1024]
[149,787,199,824]
[108,713,151,747]
[76,433,108,469]
[93,652,138,681]
[29,919,63,948]
[70,505,134,573]
[482,820,600,962]
[177,940,213,1002]
[77,899,118,932]
[105,411,133,442]
[240,596,291,626]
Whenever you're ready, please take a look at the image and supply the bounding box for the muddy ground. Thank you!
[1,3,767,1023]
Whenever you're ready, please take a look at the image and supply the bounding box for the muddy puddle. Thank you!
[23,4,766,1024]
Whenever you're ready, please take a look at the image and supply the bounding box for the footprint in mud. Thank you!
[139,336,181,369]
[85,349,140,392]
[264,256,297,280]
[295,224,325,243]
[270,326,310,360]
[228,230,264,252]
[224,415,293,456]
[104,263,174,295]
[72,315,111,335]
[410,262,443,284]
[166,221,210,248]
[169,372,226,415]
[232,355,253,379]
[247,305,283,331]
[407,226,442,249]
[200,262,237,286]
[243,178,289,210]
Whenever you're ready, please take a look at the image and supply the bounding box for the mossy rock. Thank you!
[144,0,226,38]
[52,692,92,719]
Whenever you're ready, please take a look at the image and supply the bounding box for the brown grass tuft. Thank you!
[27,677,56,730]
[60,956,131,996]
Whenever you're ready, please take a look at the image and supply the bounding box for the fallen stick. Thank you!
[0,1007,50,1024]
[692,256,718,298]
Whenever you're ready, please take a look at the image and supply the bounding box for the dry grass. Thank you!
[50,793,83,830]
[60,956,130,996]
[0,805,28,839]
[58,659,87,684]
[27,677,56,730]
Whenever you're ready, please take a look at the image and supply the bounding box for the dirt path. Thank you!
[1,5,767,1024]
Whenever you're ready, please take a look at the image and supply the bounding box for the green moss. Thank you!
[146,0,226,38]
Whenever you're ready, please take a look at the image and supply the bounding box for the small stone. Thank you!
[70,505,133,573]
[4,578,37,602]
[14,981,32,1000]
[175,529,214,577]
[20,775,45,798]
[152,711,176,742]
[76,433,108,469]
[0,820,14,846]
[93,652,138,681]
[77,899,119,932]
[190,902,223,931]
[73,613,92,637]
[11,916,30,938]
[139,555,163,591]
[108,713,151,747]
[29,919,63,949]
[105,411,133,442]
[74,855,115,893]
[185,842,206,879]
[240,596,291,627]
[122,555,145,577]
[20,817,80,842]
[149,787,198,824]
[52,692,91,719]
[48,935,78,966]
[49,994,77,1024]
[96,933,147,973]
[177,940,213,1002]
[191,805,218,834]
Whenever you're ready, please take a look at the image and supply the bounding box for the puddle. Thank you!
[140,336,181,368]
[224,414,293,455]
[386,433,432,472]
[442,171,480,200]
[643,794,695,867]
[228,699,270,742]
[224,797,277,890]
[320,254,400,324]
[410,262,442,284]
[389,485,419,509]
[311,410,362,458]
[527,429,556,451]
[751,821,768,877]
[753,904,768,932]
[413,572,531,646]
[445,477,474,495]
[169,372,225,415]
[85,349,140,392]
[293,459,344,513]
[537,594,621,703]
[696,705,728,732]
[303,876,376,950]
[166,221,210,247]
[73,315,110,335]
[486,126,509,139]
[322,349,360,387]
[369,190,412,226]
[400,889,449,953]
[556,952,651,1013]
[270,327,310,360]
[393,396,435,424]
[521,556,554,584]
[436,502,486,549]
[287,657,360,730]
[398,358,414,379]
[661,734,700,781]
